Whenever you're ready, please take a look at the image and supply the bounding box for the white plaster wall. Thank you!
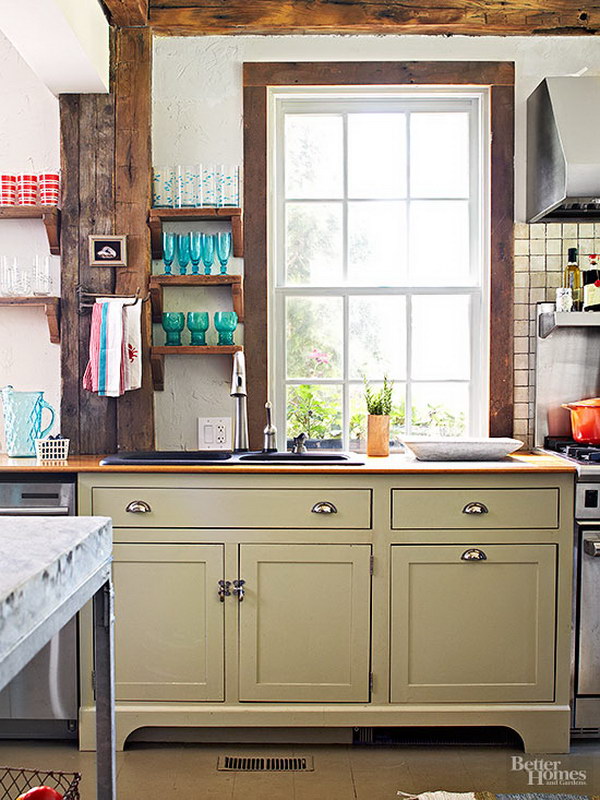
[153,33,600,449]
[0,30,61,450]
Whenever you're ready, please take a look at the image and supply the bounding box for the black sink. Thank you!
[239,452,363,464]
[100,451,233,466]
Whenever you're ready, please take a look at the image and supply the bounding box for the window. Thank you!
[269,88,490,450]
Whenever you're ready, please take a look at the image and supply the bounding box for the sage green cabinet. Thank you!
[112,543,225,702]
[238,544,372,702]
[390,544,557,703]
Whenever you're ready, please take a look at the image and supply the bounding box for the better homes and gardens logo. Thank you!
[510,755,588,787]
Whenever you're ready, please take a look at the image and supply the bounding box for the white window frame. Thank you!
[268,86,491,451]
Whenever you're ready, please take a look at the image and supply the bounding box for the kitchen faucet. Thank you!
[230,351,249,451]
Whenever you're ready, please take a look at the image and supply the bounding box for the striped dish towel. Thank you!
[83,298,130,397]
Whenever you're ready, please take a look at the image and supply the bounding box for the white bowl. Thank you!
[400,437,524,462]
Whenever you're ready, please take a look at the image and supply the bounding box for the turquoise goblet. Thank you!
[162,312,185,346]
[162,232,176,276]
[201,232,215,276]
[214,311,238,346]
[190,232,202,276]
[187,311,209,346]
[215,232,232,275]
[177,233,190,276]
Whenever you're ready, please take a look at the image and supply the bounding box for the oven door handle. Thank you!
[0,507,71,516]
[583,537,600,557]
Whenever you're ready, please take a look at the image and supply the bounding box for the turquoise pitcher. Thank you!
[1,386,56,457]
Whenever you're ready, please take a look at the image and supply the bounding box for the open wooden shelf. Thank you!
[0,296,60,343]
[0,206,61,255]
[148,207,243,259]
[150,344,243,391]
[149,274,244,322]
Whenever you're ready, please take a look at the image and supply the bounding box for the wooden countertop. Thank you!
[0,453,576,474]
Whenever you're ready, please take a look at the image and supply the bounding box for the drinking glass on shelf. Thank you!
[33,255,51,296]
[187,311,209,346]
[162,232,176,275]
[177,165,199,208]
[162,312,185,346]
[215,232,232,275]
[190,232,202,275]
[177,233,191,275]
[153,166,176,208]
[214,311,238,346]
[201,233,215,275]
[223,165,240,207]
[12,260,31,296]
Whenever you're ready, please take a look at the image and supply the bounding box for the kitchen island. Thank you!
[0,454,576,754]
[0,516,115,799]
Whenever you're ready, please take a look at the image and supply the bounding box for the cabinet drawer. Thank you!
[92,487,372,529]
[391,488,559,530]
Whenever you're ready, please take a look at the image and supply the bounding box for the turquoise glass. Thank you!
[215,231,232,275]
[177,233,191,275]
[214,311,238,346]
[190,232,202,276]
[162,312,185,346]
[162,232,176,276]
[201,233,215,276]
[187,311,209,346]
[1,385,55,457]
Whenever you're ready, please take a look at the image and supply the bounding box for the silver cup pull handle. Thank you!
[461,548,487,561]
[462,502,489,515]
[311,501,338,514]
[233,579,246,601]
[126,500,151,514]
[218,580,231,602]
[584,539,600,558]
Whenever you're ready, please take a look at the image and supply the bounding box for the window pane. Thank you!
[348,201,407,285]
[286,296,343,379]
[409,201,470,286]
[348,113,407,199]
[411,383,468,436]
[411,295,471,381]
[349,296,406,380]
[349,382,406,451]
[285,202,343,285]
[286,384,342,448]
[410,112,470,198]
[285,115,343,199]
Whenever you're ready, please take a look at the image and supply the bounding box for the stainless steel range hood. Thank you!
[527,77,600,223]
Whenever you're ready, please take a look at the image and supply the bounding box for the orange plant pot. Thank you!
[367,415,390,457]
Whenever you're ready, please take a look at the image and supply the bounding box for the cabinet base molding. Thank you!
[79,703,571,755]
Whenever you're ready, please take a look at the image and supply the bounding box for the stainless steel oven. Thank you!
[0,477,78,739]
[574,521,600,733]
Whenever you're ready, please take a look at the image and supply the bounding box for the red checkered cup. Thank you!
[16,173,38,205]
[38,172,60,206]
[0,174,16,206]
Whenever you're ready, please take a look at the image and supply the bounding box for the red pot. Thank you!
[562,398,600,444]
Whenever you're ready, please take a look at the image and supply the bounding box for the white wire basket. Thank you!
[35,438,70,461]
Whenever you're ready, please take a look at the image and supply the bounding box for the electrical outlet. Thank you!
[198,417,232,451]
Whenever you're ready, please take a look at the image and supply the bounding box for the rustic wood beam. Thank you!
[113,26,155,451]
[149,0,599,36]
[103,0,148,27]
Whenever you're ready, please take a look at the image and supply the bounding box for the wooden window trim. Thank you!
[243,61,514,448]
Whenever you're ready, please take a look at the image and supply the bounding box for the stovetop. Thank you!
[545,436,600,464]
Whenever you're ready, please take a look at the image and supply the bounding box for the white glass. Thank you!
[411,295,471,381]
[408,200,470,286]
[177,165,199,208]
[410,112,470,199]
[33,255,52,296]
[11,259,31,296]
[202,164,216,207]
[286,384,343,447]
[285,202,343,285]
[348,296,406,380]
[285,296,343,379]
[285,115,343,199]
[223,164,240,206]
[348,201,407,286]
[349,382,406,451]
[152,165,176,208]
[411,382,469,436]
[348,113,407,199]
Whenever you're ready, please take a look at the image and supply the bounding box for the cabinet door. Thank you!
[113,543,224,702]
[239,544,371,702]
[390,544,556,703]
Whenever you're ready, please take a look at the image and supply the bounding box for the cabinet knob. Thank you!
[461,548,487,561]
[126,500,151,514]
[233,579,246,601]
[311,501,338,514]
[462,501,489,515]
[218,580,231,602]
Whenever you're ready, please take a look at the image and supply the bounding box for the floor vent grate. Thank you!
[217,756,314,772]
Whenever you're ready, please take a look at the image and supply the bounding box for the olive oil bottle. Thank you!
[563,247,582,311]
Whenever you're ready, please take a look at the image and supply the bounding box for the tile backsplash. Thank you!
[513,221,600,448]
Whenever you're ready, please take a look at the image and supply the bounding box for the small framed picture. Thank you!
[89,235,127,267]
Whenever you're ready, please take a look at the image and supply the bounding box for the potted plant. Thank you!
[364,376,393,457]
